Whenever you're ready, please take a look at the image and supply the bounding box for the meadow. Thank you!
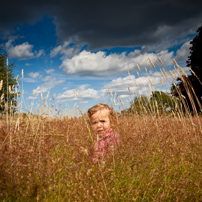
[0,107,202,201]
[0,59,202,201]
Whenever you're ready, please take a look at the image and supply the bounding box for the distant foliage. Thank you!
[150,91,180,113]
[172,26,202,114]
[0,48,19,114]
[127,91,180,115]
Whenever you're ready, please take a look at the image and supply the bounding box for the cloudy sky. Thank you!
[0,0,202,115]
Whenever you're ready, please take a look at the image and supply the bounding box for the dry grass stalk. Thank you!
[46,91,50,100]
[169,70,176,80]
[41,93,43,101]
[184,77,202,112]
[1,93,4,102]
[17,102,22,108]
[136,64,140,71]
[163,68,168,78]
[0,80,3,91]
[160,69,164,77]
[160,78,164,86]
[181,77,197,115]
[152,85,155,92]
[134,79,139,87]
[173,59,179,68]
[149,84,152,91]
[4,103,8,111]
[173,59,188,77]
[157,57,164,65]
[174,83,190,115]
[173,69,178,78]
[9,86,11,93]
[120,99,125,110]
[177,72,182,78]
[188,67,202,85]
[148,58,155,68]
[73,89,78,97]
[148,76,153,85]
[145,67,147,73]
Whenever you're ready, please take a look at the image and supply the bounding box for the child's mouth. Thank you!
[97,129,103,134]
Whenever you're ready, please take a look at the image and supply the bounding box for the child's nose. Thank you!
[98,122,102,127]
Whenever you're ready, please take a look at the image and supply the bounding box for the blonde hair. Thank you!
[88,103,116,123]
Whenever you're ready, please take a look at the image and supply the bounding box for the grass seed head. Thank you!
[145,67,147,72]
[160,69,164,77]
[160,78,164,86]
[148,58,155,68]
[157,57,164,65]
[148,76,153,85]
[136,64,140,71]
[73,89,78,97]
[134,79,139,86]
[169,70,175,80]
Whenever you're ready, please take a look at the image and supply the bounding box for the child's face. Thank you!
[90,109,111,136]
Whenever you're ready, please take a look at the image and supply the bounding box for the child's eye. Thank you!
[101,120,105,123]
[92,122,97,125]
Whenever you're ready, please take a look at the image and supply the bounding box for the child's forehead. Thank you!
[91,109,110,119]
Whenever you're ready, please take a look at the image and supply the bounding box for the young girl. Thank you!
[88,103,121,163]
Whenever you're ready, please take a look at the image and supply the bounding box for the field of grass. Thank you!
[0,111,202,201]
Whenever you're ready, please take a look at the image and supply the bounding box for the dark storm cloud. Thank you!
[1,0,202,49]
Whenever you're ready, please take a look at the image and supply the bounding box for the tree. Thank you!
[150,91,181,114]
[127,95,150,115]
[172,26,202,114]
[0,48,19,114]
[126,91,180,116]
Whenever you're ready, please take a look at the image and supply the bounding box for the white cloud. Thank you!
[45,69,55,74]
[57,84,100,102]
[60,50,174,77]
[29,72,40,78]
[28,96,37,100]
[35,49,45,57]
[102,72,172,98]
[6,40,34,59]
[5,39,44,60]
[50,41,81,58]
[25,63,32,66]
[43,76,52,81]
[55,70,173,103]
[32,79,65,94]
[24,78,38,83]
[175,41,191,63]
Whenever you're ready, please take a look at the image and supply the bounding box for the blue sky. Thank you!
[0,0,202,115]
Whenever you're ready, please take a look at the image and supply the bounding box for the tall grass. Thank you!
[0,59,202,201]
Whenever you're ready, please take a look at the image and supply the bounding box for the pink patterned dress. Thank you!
[92,128,121,163]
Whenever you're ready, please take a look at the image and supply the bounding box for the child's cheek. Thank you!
[91,125,96,133]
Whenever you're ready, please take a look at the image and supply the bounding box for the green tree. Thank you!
[150,91,181,114]
[172,26,202,114]
[127,95,150,115]
[0,48,19,114]
[127,91,181,116]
